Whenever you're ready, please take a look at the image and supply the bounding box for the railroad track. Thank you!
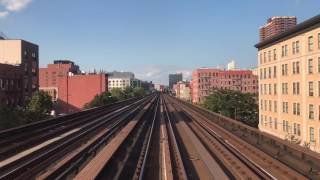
[164,94,308,180]
[0,97,140,161]
[0,95,154,179]
[0,93,315,180]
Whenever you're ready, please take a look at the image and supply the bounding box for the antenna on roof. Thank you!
[0,32,8,40]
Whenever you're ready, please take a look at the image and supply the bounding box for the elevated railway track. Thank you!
[0,93,318,179]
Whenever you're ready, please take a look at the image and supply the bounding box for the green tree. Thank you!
[0,104,24,130]
[24,91,53,122]
[202,89,258,127]
[84,92,118,108]
[123,86,134,98]
[132,87,146,97]
[111,88,126,100]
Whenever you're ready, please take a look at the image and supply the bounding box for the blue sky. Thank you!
[0,0,319,84]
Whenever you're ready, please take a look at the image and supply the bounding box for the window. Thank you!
[260,53,263,64]
[282,102,288,113]
[264,52,266,63]
[296,41,300,53]
[274,101,277,112]
[292,61,300,74]
[269,117,272,128]
[292,41,296,54]
[281,45,288,57]
[308,36,313,51]
[269,100,272,111]
[274,118,277,130]
[309,81,314,96]
[274,83,277,95]
[283,120,289,132]
[268,84,271,95]
[297,124,301,136]
[282,83,288,94]
[268,50,271,62]
[273,49,277,60]
[293,103,300,115]
[293,82,300,95]
[318,57,320,73]
[318,33,320,49]
[309,104,314,120]
[310,127,315,142]
[273,66,277,78]
[268,67,271,79]
[308,59,313,74]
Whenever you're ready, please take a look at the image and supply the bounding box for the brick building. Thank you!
[255,14,320,152]
[259,16,297,41]
[0,39,39,105]
[191,68,258,103]
[40,61,108,114]
[0,64,22,106]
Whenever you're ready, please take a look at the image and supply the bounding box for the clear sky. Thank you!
[0,0,319,84]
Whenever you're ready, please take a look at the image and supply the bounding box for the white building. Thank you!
[227,60,236,70]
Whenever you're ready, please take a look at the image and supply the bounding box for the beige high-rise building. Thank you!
[0,39,39,102]
[255,15,320,152]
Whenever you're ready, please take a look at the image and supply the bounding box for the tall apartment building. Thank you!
[259,16,297,41]
[255,15,320,152]
[0,39,39,104]
[191,68,258,103]
[107,71,140,90]
[169,73,183,89]
[0,64,22,106]
[40,61,108,113]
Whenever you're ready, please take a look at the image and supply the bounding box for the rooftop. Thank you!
[255,14,320,49]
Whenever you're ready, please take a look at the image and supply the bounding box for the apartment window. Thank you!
[282,102,288,113]
[273,49,277,60]
[268,84,271,95]
[268,50,271,62]
[268,117,272,128]
[285,45,288,56]
[260,69,263,79]
[281,64,288,75]
[274,118,277,130]
[310,127,315,142]
[274,83,277,95]
[296,41,300,53]
[260,53,263,64]
[308,59,313,74]
[268,67,271,79]
[269,100,272,111]
[282,120,286,132]
[297,124,301,136]
[261,100,263,110]
[281,46,285,57]
[293,103,300,115]
[274,101,277,112]
[309,104,314,120]
[260,115,263,125]
[263,68,266,79]
[292,62,300,74]
[264,100,267,110]
[292,41,296,54]
[273,66,277,78]
[318,57,320,73]
[293,123,297,135]
[264,84,267,94]
[293,82,300,95]
[309,81,314,96]
[308,36,313,51]
[264,52,266,63]
[318,33,320,49]
[282,83,288,94]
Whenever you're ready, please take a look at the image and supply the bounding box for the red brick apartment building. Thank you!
[259,16,297,41]
[40,60,108,114]
[191,68,258,103]
[0,39,39,105]
[0,64,22,106]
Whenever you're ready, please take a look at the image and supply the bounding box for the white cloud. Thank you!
[0,11,8,18]
[0,0,33,18]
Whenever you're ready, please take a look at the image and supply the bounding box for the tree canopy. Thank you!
[202,89,258,128]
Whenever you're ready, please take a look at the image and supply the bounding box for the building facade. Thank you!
[0,39,39,104]
[259,16,297,41]
[0,64,23,106]
[108,71,140,90]
[39,61,108,113]
[169,73,183,89]
[174,81,191,101]
[255,15,320,152]
[191,68,258,103]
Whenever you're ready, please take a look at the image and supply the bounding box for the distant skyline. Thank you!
[0,0,319,84]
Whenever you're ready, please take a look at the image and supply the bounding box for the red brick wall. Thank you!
[57,74,108,113]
